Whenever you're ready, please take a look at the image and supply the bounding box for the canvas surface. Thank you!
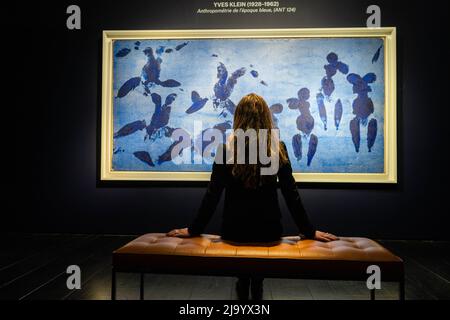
[112,38,385,174]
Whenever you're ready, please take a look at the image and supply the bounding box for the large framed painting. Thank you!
[101,28,397,183]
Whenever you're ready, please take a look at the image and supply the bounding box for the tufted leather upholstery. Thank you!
[113,234,403,281]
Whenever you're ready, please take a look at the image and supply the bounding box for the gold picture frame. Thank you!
[101,28,397,183]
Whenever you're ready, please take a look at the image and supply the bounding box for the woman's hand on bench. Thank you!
[314,231,339,242]
[166,228,338,242]
[167,228,191,238]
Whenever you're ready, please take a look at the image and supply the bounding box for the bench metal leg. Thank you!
[140,273,145,300]
[399,279,405,300]
[111,268,116,300]
[370,289,376,300]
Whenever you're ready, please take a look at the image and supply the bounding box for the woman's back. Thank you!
[188,143,316,242]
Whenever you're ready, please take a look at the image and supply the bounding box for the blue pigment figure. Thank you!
[287,88,318,166]
[318,52,349,131]
[347,73,378,153]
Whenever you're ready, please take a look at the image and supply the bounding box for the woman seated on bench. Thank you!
[168,93,338,300]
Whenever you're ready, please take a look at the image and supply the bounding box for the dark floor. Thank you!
[0,234,449,300]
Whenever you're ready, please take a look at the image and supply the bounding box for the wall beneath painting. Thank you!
[2,0,449,239]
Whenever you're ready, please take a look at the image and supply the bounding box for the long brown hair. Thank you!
[228,93,288,188]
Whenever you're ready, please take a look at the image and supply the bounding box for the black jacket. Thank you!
[188,143,316,242]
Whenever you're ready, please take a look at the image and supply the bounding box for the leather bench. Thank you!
[112,233,404,300]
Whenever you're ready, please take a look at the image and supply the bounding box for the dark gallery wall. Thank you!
[2,0,449,239]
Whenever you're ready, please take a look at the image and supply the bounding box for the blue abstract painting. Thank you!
[112,37,385,174]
